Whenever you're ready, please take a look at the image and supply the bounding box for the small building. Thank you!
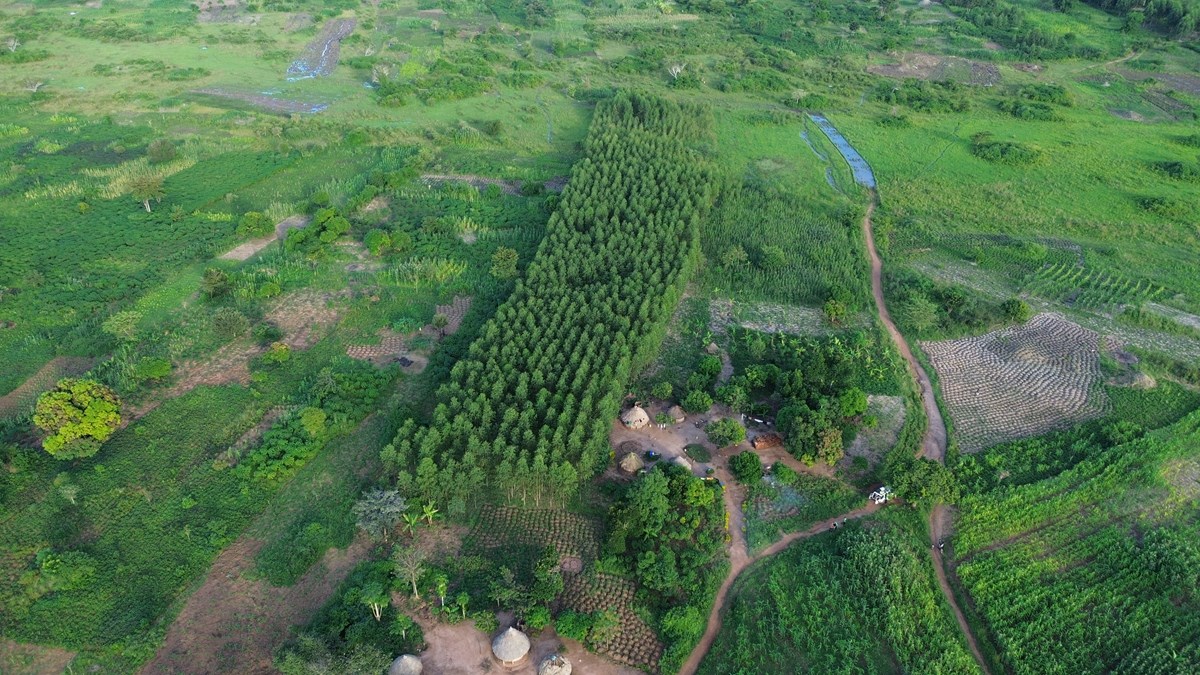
[705,341,720,355]
[667,405,687,424]
[539,654,573,675]
[672,455,692,472]
[388,654,423,675]
[492,627,531,668]
[621,405,650,430]
[752,433,783,450]
[619,452,645,474]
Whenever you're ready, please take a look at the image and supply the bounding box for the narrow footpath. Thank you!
[860,196,947,462]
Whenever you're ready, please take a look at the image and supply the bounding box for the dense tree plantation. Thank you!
[383,92,714,514]
[952,411,1200,673]
[702,510,978,674]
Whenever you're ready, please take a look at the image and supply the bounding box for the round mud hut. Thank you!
[619,451,645,474]
[538,654,573,675]
[621,405,650,430]
[388,654,423,675]
[492,627,531,668]
[667,405,687,424]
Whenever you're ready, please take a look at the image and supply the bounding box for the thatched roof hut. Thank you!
[619,452,645,473]
[667,405,687,424]
[538,654,573,675]
[672,455,693,471]
[492,627,531,666]
[388,654,423,675]
[621,405,650,430]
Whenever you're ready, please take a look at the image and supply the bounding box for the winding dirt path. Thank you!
[931,505,991,674]
[677,499,883,675]
[860,195,947,462]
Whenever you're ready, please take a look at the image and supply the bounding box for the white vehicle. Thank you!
[869,486,894,505]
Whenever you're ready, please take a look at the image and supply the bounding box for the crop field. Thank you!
[924,313,1109,453]
[703,509,979,674]
[952,411,1200,673]
[463,505,603,567]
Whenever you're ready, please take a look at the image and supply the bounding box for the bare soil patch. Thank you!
[923,313,1108,453]
[192,87,330,115]
[1118,68,1200,96]
[424,295,472,338]
[283,12,312,32]
[868,52,1000,86]
[142,536,371,675]
[420,173,567,196]
[0,356,94,420]
[287,18,356,79]
[709,297,851,336]
[843,394,905,470]
[218,215,310,261]
[1110,109,1147,122]
[0,640,75,675]
[266,289,346,349]
[197,0,253,24]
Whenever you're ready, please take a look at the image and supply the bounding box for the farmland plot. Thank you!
[924,313,1108,453]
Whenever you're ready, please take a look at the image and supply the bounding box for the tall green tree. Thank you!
[33,379,122,459]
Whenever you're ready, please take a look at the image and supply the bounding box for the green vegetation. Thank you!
[703,509,979,674]
[953,411,1200,673]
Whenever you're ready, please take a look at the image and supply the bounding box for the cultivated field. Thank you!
[924,313,1109,452]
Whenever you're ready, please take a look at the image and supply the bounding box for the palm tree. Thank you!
[401,513,421,537]
[421,501,440,526]
[129,174,165,213]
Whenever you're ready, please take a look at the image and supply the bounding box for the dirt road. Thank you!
[677,500,883,675]
[860,197,947,461]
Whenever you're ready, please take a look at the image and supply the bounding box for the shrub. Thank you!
[685,444,712,463]
[1001,298,1033,322]
[364,229,391,255]
[729,451,763,484]
[970,134,1043,165]
[237,211,274,237]
[651,381,673,400]
[133,357,172,382]
[212,307,249,340]
[555,610,593,642]
[146,139,177,164]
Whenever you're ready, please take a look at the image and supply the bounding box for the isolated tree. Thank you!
[6,36,20,53]
[211,307,249,340]
[431,313,449,338]
[33,379,121,460]
[455,591,470,618]
[22,79,44,93]
[299,407,327,438]
[720,244,749,270]
[129,174,165,212]
[823,298,848,326]
[391,545,427,600]
[728,451,763,483]
[899,295,940,333]
[352,489,407,544]
[490,246,519,279]
[391,613,415,641]
[667,63,685,80]
[430,571,449,606]
[705,418,746,448]
[101,310,142,343]
[360,581,388,621]
[146,139,176,164]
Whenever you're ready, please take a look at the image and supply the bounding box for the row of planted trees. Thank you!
[382,92,715,515]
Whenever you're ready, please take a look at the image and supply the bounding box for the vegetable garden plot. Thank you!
[560,573,665,672]
[286,18,356,80]
[464,506,603,563]
[923,313,1109,453]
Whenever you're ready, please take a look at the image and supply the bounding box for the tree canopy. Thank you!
[33,378,122,459]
